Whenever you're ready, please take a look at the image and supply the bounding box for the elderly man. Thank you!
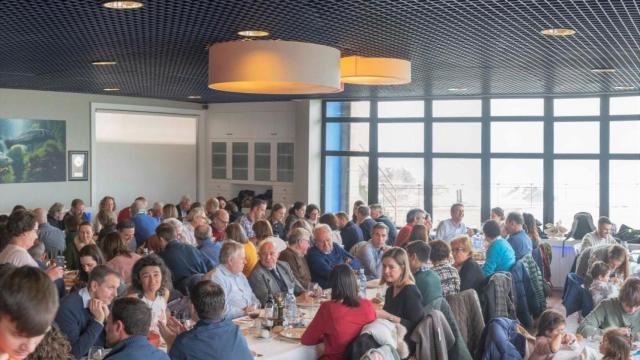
[239,199,267,239]
[505,212,533,260]
[182,207,210,246]
[581,216,616,249]
[336,211,364,252]
[195,225,221,267]
[395,208,428,247]
[131,199,160,248]
[435,203,468,242]
[156,224,213,294]
[211,209,229,241]
[210,241,259,319]
[355,205,377,242]
[35,207,65,257]
[278,228,312,289]
[248,239,306,304]
[356,223,390,280]
[150,202,164,221]
[370,203,397,246]
[307,224,361,289]
[176,195,192,221]
[56,265,120,358]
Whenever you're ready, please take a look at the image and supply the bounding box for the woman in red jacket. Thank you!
[301,264,376,359]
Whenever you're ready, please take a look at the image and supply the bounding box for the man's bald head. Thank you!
[33,208,46,224]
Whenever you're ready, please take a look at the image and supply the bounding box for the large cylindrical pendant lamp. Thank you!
[340,56,411,85]
[209,40,342,94]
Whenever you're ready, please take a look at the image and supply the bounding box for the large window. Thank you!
[323,96,640,229]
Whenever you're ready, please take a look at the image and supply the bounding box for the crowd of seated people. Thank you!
[0,194,637,360]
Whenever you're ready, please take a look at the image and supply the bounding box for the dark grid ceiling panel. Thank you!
[0,0,639,103]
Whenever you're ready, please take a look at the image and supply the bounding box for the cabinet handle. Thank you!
[270,132,277,136]
[226,133,233,136]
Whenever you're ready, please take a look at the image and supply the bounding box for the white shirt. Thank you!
[435,219,467,242]
[0,244,38,267]
[210,265,258,319]
[581,230,616,250]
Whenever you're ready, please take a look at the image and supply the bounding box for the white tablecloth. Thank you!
[554,340,602,360]
[548,238,580,289]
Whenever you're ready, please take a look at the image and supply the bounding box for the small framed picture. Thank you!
[68,151,88,181]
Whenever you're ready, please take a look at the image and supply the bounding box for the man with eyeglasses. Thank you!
[211,209,229,242]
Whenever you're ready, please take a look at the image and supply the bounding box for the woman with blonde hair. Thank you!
[226,223,258,277]
[161,203,178,221]
[92,196,116,234]
[376,247,424,355]
[451,234,485,291]
[205,197,220,220]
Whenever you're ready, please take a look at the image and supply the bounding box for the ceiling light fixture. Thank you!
[541,28,576,36]
[614,86,636,90]
[591,68,616,73]
[340,56,411,85]
[237,30,269,37]
[102,1,144,9]
[103,88,120,91]
[208,40,341,94]
[91,60,117,66]
[447,87,468,91]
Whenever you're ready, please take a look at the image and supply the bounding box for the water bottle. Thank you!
[284,287,297,327]
[358,269,367,298]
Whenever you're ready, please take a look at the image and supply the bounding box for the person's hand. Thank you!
[562,333,577,345]
[89,299,108,323]
[45,265,64,281]
[296,292,312,303]
[159,317,185,351]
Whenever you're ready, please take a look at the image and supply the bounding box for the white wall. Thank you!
[294,100,322,204]
[0,88,200,213]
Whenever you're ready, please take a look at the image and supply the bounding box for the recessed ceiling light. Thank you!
[447,87,468,91]
[614,86,636,90]
[91,60,117,66]
[591,68,616,73]
[102,1,144,9]
[103,88,120,91]
[187,95,201,99]
[541,28,576,36]
[237,30,269,37]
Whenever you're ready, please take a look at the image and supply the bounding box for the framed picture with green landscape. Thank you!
[0,118,66,184]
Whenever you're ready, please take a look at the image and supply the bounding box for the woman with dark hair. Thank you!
[76,244,105,288]
[101,232,141,286]
[216,196,227,211]
[305,204,321,228]
[268,203,287,240]
[129,254,172,334]
[285,201,306,233]
[64,221,93,271]
[301,264,376,360]
[352,200,365,223]
[408,224,428,243]
[225,202,244,224]
[523,212,541,248]
[318,213,342,246]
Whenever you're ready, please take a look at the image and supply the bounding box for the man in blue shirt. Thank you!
[35,208,66,257]
[357,223,390,280]
[194,224,221,267]
[104,297,168,360]
[55,265,120,358]
[336,212,364,252]
[132,199,160,248]
[156,224,214,294]
[370,204,398,246]
[163,280,253,360]
[505,212,533,260]
[307,224,361,288]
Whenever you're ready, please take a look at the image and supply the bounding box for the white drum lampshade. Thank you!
[340,56,411,85]
[208,40,342,94]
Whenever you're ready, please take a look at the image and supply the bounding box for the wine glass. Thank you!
[88,346,104,360]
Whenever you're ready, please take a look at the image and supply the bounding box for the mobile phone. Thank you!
[55,255,66,268]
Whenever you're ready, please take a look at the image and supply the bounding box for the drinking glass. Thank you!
[308,282,320,310]
[88,346,104,360]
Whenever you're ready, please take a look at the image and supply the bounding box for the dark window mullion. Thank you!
[481,98,491,221]
[425,100,433,217]
[600,95,610,217]
[543,96,554,225]
[369,101,379,205]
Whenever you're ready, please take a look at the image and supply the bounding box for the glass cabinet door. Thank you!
[211,142,227,179]
[232,142,249,180]
[277,142,294,182]
[254,142,271,181]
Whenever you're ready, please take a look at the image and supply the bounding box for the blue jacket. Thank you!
[197,237,222,267]
[132,212,160,247]
[169,319,253,360]
[375,215,398,246]
[483,238,516,277]
[359,218,377,242]
[562,272,594,317]
[159,240,213,291]
[104,335,169,360]
[340,221,364,252]
[55,292,105,359]
[307,242,361,289]
[509,260,538,329]
[476,317,526,360]
[507,230,533,260]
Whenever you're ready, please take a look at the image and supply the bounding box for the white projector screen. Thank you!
[95,110,197,209]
